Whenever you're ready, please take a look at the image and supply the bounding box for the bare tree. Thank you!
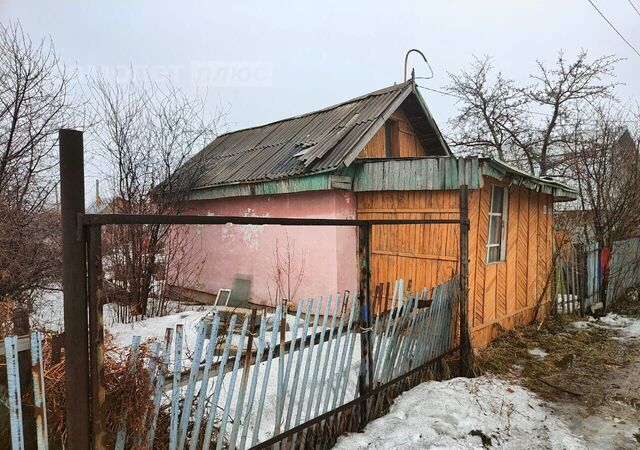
[566,105,640,248]
[87,73,223,322]
[0,22,72,447]
[0,22,70,334]
[267,233,306,308]
[446,51,619,176]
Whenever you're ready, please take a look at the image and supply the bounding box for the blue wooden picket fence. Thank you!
[2,277,458,449]
[114,277,460,450]
[2,332,48,450]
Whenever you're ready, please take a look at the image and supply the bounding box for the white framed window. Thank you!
[487,186,508,263]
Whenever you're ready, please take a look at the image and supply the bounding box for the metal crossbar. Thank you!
[78,213,465,227]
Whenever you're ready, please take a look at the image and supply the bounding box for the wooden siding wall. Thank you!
[468,181,554,346]
[357,190,460,311]
[359,109,427,158]
[357,180,554,347]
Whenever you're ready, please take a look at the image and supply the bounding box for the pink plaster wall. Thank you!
[182,190,358,306]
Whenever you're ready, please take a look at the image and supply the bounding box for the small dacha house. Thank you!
[174,80,577,346]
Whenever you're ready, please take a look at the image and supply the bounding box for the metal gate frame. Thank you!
[58,129,472,449]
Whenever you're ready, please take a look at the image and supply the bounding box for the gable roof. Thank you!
[183,80,451,191]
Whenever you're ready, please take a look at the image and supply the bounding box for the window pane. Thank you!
[491,187,504,213]
[488,246,500,263]
[488,215,502,245]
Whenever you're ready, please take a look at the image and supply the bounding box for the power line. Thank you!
[417,85,462,99]
[586,0,640,58]
[416,84,567,119]
[415,84,633,124]
[627,0,640,18]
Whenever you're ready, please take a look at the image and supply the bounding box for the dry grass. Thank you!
[475,314,638,408]
[40,333,157,449]
[610,292,640,317]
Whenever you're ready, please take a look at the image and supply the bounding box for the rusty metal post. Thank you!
[357,224,374,427]
[88,225,106,449]
[459,182,473,377]
[59,129,91,449]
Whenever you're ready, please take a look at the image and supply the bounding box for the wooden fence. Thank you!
[121,277,459,450]
[607,237,640,305]
[2,277,458,450]
[1,333,48,450]
[555,242,601,314]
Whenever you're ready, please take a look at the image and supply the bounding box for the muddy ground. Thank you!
[476,308,640,449]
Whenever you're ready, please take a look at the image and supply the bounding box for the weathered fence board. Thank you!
[607,237,640,305]
[116,277,459,450]
[556,242,601,315]
[2,276,458,450]
[3,332,48,450]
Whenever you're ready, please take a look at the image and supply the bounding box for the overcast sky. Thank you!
[3,0,640,199]
[4,0,639,130]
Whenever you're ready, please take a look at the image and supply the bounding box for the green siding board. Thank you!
[187,156,576,202]
[189,172,333,201]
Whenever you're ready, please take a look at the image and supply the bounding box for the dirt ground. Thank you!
[476,307,640,449]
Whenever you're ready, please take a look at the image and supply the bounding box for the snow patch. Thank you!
[572,313,640,341]
[333,377,585,450]
[528,347,548,358]
[597,313,640,339]
[571,321,590,330]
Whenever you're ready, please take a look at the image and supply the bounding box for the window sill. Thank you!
[485,260,507,266]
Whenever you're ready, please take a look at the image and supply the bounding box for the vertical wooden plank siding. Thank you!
[357,179,555,347]
[357,190,459,312]
[467,190,480,327]
[527,191,539,307]
[358,109,427,158]
[475,187,490,326]
[505,187,519,316]
[516,189,530,309]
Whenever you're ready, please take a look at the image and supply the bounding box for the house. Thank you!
[174,79,577,346]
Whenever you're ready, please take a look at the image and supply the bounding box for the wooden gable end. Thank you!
[358,107,428,158]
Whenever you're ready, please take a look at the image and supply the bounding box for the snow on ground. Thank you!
[572,313,640,341]
[31,288,215,348]
[334,377,585,450]
[528,347,548,358]
[596,313,640,339]
[107,307,212,348]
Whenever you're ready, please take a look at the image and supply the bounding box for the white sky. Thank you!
[2,0,640,196]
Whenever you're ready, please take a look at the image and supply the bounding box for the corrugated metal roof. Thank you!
[183,80,451,191]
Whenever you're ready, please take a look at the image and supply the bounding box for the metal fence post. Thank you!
[459,171,473,377]
[357,223,374,428]
[88,225,106,450]
[59,129,91,449]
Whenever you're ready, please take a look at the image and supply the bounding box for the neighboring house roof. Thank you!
[181,80,451,191]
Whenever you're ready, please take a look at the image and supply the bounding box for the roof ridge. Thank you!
[216,80,413,139]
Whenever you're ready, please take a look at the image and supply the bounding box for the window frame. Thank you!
[486,185,508,263]
[384,119,399,158]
